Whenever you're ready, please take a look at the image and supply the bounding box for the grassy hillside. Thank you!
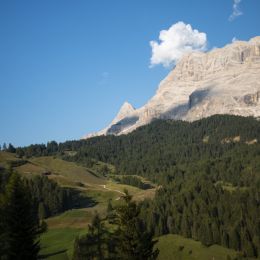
[157,234,252,260]
[41,232,251,260]
[0,151,156,259]
[0,151,24,168]
[40,228,86,260]
[20,156,105,185]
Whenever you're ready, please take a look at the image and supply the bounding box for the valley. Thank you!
[1,114,260,259]
[0,151,156,259]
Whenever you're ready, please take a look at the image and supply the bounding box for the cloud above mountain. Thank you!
[229,0,243,21]
[150,22,207,67]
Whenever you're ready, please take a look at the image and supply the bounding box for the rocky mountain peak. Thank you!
[115,102,135,120]
[84,36,260,138]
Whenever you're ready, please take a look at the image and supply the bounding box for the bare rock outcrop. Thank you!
[84,36,260,138]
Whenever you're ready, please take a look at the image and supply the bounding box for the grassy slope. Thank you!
[0,151,21,167]
[27,156,105,185]
[41,232,251,260]
[40,228,86,260]
[0,152,155,259]
[157,234,254,260]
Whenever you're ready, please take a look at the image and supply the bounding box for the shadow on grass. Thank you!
[67,187,97,209]
[39,249,67,259]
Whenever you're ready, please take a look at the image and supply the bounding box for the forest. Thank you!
[1,114,260,258]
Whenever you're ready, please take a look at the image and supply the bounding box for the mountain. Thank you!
[84,36,260,138]
[85,101,136,138]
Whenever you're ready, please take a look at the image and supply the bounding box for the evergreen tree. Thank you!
[3,173,41,259]
[230,228,241,251]
[106,198,114,224]
[114,190,159,260]
[0,190,8,258]
[46,141,58,154]
[7,143,16,153]
[212,222,221,244]
[73,213,109,260]
[38,202,47,220]
[2,143,7,151]
[198,220,213,247]
[107,198,113,214]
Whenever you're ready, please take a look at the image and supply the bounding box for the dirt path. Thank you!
[100,184,125,200]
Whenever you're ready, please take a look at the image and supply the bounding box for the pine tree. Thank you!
[38,202,47,220]
[3,173,41,259]
[0,191,8,258]
[7,143,16,153]
[199,219,213,246]
[180,213,191,238]
[106,198,114,224]
[2,143,7,151]
[212,222,221,244]
[114,190,159,260]
[230,228,241,250]
[73,213,109,260]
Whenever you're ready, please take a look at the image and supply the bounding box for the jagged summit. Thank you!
[83,101,136,138]
[84,36,260,138]
[112,101,135,124]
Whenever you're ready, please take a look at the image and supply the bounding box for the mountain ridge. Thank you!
[84,36,260,138]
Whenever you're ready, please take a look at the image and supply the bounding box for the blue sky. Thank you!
[0,0,260,147]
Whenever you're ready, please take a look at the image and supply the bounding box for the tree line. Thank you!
[113,175,152,190]
[25,175,95,219]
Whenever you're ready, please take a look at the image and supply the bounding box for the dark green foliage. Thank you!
[25,175,95,218]
[139,176,260,257]
[6,143,16,153]
[15,147,25,158]
[73,192,159,260]
[2,143,7,151]
[0,184,7,257]
[46,141,58,154]
[38,202,47,220]
[57,115,260,185]
[113,191,159,260]
[73,213,109,260]
[12,115,260,257]
[0,173,41,259]
[17,143,47,158]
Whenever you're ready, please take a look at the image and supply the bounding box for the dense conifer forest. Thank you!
[2,115,260,258]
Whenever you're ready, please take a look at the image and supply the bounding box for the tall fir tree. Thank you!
[114,190,159,260]
[2,143,7,151]
[73,213,109,260]
[0,189,8,257]
[3,173,41,259]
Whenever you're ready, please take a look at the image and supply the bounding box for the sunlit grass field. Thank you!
[157,234,251,260]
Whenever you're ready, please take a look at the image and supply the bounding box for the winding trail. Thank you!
[100,184,125,200]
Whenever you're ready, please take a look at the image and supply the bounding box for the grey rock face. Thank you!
[84,36,260,138]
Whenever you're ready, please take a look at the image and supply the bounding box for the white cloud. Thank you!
[229,0,243,21]
[150,22,207,67]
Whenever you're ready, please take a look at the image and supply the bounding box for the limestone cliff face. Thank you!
[84,36,260,138]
